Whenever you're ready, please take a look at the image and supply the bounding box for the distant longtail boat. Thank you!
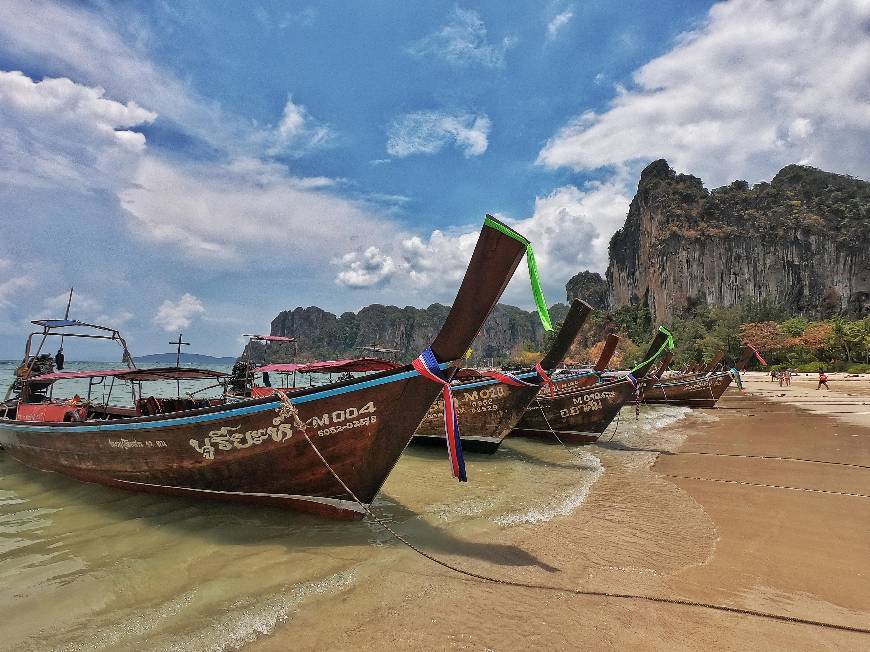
[640,345,764,408]
[511,327,674,444]
[412,299,592,453]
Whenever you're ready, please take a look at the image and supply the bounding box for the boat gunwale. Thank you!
[2,360,451,432]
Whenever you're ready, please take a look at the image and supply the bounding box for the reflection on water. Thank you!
[0,403,693,650]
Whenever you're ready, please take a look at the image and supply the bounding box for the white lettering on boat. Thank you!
[187,401,378,459]
[422,386,507,422]
[108,438,145,449]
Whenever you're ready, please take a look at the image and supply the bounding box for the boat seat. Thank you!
[136,396,212,416]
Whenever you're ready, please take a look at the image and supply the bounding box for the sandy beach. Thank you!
[2,375,868,650]
[249,373,870,650]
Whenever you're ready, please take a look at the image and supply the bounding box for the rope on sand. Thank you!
[271,392,870,637]
[662,474,870,499]
[673,451,870,471]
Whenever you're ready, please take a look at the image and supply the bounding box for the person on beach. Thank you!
[770,370,778,383]
[784,369,792,387]
[817,370,829,390]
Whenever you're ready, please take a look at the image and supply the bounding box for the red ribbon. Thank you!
[534,363,556,399]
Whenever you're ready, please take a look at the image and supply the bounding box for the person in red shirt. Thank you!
[817,371,829,390]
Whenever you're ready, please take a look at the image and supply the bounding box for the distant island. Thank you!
[134,353,236,365]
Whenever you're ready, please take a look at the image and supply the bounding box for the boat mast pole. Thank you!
[171,333,190,397]
[54,287,74,373]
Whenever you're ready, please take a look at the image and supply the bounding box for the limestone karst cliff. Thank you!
[607,160,870,322]
[565,271,608,309]
[242,302,570,364]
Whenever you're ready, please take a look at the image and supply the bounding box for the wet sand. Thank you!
[253,379,870,650]
[1,379,868,649]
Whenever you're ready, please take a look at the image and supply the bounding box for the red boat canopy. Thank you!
[244,334,296,342]
[256,358,400,374]
[30,367,227,382]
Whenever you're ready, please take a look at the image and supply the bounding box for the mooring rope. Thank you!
[532,396,577,452]
[272,392,870,636]
[672,451,870,471]
[662,474,870,499]
[601,411,621,443]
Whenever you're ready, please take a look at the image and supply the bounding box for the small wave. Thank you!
[426,497,498,521]
[160,569,358,652]
[494,451,603,526]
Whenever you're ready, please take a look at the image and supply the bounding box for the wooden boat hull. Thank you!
[641,371,733,408]
[412,377,540,454]
[0,371,443,519]
[511,376,637,445]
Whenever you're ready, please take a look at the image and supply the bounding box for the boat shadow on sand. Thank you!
[0,455,561,574]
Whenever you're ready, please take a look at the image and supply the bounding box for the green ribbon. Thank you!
[630,326,675,374]
[484,216,553,332]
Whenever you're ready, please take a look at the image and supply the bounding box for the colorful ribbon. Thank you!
[534,362,556,399]
[483,216,552,332]
[481,370,535,387]
[630,326,675,374]
[412,347,466,482]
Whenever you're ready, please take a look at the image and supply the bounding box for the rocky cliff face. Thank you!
[607,160,870,322]
[566,271,608,309]
[243,302,570,363]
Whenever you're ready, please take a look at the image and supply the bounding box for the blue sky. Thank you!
[0,1,868,359]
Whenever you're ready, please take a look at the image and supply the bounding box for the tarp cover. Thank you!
[256,358,399,374]
[31,319,86,328]
[30,367,226,382]
[247,335,296,342]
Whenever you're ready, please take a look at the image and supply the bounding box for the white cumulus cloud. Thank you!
[154,293,206,332]
[547,9,574,40]
[332,178,631,300]
[537,0,870,186]
[118,157,397,264]
[0,274,36,309]
[407,8,516,68]
[387,111,491,158]
[334,247,397,288]
[0,70,155,190]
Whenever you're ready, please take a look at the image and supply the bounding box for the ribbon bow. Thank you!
[534,363,556,399]
[412,347,466,482]
[484,216,552,332]
[630,326,675,375]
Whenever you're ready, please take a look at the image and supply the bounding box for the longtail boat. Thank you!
[411,299,592,453]
[511,327,674,444]
[0,216,528,519]
[641,345,764,408]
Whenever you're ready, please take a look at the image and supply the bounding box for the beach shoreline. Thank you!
[251,380,870,650]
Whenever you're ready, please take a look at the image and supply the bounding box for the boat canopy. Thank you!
[256,358,400,374]
[29,367,227,382]
[31,319,87,328]
[244,334,296,342]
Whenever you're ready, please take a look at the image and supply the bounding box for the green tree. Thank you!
[781,317,809,337]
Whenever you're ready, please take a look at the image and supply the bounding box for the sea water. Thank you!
[0,367,697,650]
